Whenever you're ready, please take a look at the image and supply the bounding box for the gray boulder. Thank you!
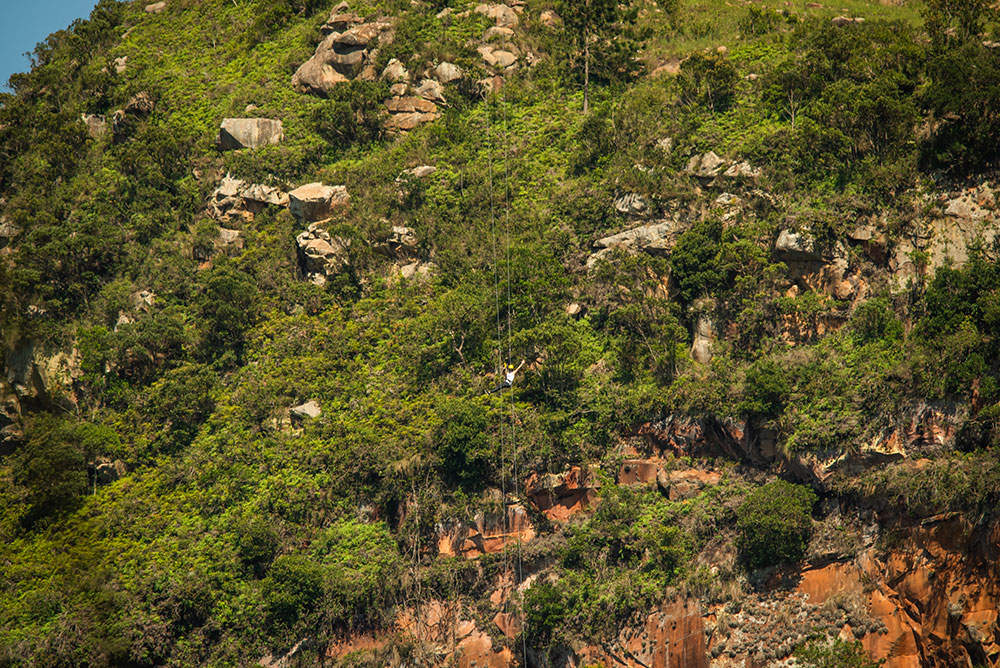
[434,62,463,83]
[218,118,284,150]
[774,229,820,261]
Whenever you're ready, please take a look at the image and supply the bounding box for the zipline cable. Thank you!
[501,83,529,668]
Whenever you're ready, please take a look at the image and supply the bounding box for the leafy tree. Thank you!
[923,0,996,46]
[12,416,91,528]
[435,398,496,490]
[670,220,726,305]
[556,0,641,112]
[311,80,390,152]
[735,480,816,570]
[523,581,567,647]
[262,555,325,632]
[738,358,791,421]
[920,43,1000,174]
[677,53,739,114]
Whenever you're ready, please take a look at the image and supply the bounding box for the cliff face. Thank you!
[5,0,1000,665]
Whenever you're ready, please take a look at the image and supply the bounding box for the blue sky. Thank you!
[1,0,100,90]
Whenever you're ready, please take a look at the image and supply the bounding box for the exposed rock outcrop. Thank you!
[112,92,154,143]
[587,220,683,268]
[296,224,350,286]
[385,95,439,131]
[525,465,600,521]
[208,174,288,222]
[292,11,393,96]
[218,118,284,150]
[436,504,535,558]
[290,400,322,422]
[81,113,107,139]
[3,340,82,413]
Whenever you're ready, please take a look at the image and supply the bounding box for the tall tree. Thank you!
[556,0,642,112]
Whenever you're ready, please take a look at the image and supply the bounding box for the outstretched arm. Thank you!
[514,359,526,373]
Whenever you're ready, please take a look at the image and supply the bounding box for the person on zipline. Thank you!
[488,360,525,394]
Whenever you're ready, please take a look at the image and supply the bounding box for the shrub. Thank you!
[738,358,791,421]
[262,555,325,631]
[12,416,91,528]
[795,638,883,668]
[735,480,816,570]
[670,220,726,305]
[523,581,567,647]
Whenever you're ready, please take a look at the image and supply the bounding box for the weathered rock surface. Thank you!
[436,504,535,558]
[375,225,419,260]
[296,224,350,285]
[434,61,463,83]
[145,1,166,13]
[525,465,600,521]
[208,174,288,222]
[218,118,284,150]
[290,400,322,421]
[91,457,127,485]
[385,95,439,130]
[475,3,519,27]
[81,113,107,139]
[288,182,350,223]
[577,599,708,668]
[3,340,82,412]
[293,16,393,95]
[587,220,682,268]
[111,92,154,143]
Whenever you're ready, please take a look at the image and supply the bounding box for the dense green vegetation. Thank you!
[2,0,1000,663]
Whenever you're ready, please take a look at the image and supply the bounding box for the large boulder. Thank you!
[415,79,446,104]
[288,183,350,223]
[586,220,681,268]
[218,118,284,150]
[434,62,463,83]
[293,21,392,96]
[4,340,81,412]
[774,228,821,262]
[292,56,348,96]
[385,96,439,130]
[376,225,419,259]
[475,3,519,27]
[290,400,322,421]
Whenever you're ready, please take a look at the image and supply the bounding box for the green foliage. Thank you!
[920,43,1000,174]
[795,638,883,668]
[848,297,903,345]
[435,398,496,490]
[670,220,726,305]
[738,358,790,421]
[311,80,390,154]
[262,554,325,631]
[738,6,783,38]
[678,53,739,113]
[555,0,643,108]
[11,416,92,528]
[524,581,567,647]
[735,480,816,570]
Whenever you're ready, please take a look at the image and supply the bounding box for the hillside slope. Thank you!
[3,0,1000,666]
